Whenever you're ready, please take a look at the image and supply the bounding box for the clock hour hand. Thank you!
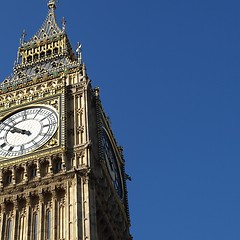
[10,128,31,136]
[0,121,31,136]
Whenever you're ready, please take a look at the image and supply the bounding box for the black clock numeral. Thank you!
[33,109,41,119]
[22,111,27,120]
[1,143,6,148]
[8,146,14,151]
[43,122,57,128]
[10,120,16,125]
[39,132,52,137]
[31,140,40,148]
[0,150,8,157]
[41,113,53,122]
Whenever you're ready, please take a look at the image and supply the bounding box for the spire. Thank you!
[25,0,62,43]
[1,0,81,92]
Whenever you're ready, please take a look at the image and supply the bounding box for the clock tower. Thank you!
[0,1,131,239]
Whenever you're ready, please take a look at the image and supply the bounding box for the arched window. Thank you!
[6,219,13,240]
[30,165,37,179]
[27,56,32,63]
[46,49,52,57]
[6,175,12,185]
[46,210,51,240]
[40,52,45,59]
[53,48,58,55]
[33,213,38,240]
[33,54,39,61]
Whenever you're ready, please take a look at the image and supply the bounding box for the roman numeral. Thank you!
[8,146,14,151]
[33,109,41,119]
[41,113,53,121]
[43,122,57,128]
[1,143,6,148]
[22,111,27,120]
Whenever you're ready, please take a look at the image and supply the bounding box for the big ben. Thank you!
[0,1,132,239]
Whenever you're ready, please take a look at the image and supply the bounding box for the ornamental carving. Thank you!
[75,150,85,158]
[47,138,58,147]
[0,78,64,111]
[77,107,84,114]
[47,99,59,110]
[76,125,84,133]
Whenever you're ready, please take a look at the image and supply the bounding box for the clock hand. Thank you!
[0,121,31,136]
[10,128,31,136]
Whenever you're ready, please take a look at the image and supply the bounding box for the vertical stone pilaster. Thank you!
[51,189,57,239]
[66,181,70,240]
[47,157,53,175]
[75,176,82,240]
[25,195,31,240]
[39,192,44,240]
[83,86,88,146]
[36,160,41,179]
[82,175,91,240]
[13,196,18,239]
[74,95,77,146]
[12,166,16,186]
[23,164,28,183]
[0,170,3,189]
[0,201,5,240]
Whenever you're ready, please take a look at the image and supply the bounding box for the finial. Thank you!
[48,0,57,10]
[62,17,66,32]
[20,29,26,45]
[94,87,100,97]
[76,42,82,64]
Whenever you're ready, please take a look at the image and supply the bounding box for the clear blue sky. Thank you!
[1,0,240,239]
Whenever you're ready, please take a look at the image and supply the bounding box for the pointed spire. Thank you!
[27,0,62,42]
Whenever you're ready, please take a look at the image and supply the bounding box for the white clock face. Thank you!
[0,106,58,158]
[102,127,123,199]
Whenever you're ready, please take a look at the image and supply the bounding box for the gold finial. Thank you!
[76,42,82,64]
[48,0,58,9]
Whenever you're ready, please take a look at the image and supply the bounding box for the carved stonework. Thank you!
[77,107,84,115]
[76,125,84,133]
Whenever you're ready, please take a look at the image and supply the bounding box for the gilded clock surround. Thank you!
[0,1,131,239]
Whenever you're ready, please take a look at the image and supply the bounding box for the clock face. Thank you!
[102,128,123,199]
[0,106,58,158]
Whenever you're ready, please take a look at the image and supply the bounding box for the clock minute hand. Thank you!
[0,121,31,136]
